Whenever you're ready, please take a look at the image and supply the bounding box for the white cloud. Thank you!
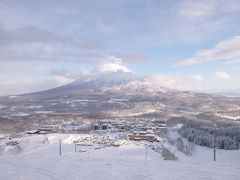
[53,76,74,86]
[99,63,132,73]
[178,0,216,20]
[0,77,56,95]
[177,0,240,21]
[192,75,204,81]
[144,72,237,94]
[214,71,231,80]
[174,35,240,67]
[145,75,185,90]
[98,56,133,73]
[50,68,90,85]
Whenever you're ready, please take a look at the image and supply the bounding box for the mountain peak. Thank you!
[98,56,133,73]
[98,62,132,73]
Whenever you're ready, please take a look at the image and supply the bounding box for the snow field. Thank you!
[0,133,240,180]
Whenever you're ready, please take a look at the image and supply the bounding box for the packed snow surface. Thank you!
[0,133,239,180]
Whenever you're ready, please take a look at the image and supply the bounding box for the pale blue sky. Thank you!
[0,0,240,95]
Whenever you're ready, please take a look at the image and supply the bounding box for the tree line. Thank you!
[179,124,240,150]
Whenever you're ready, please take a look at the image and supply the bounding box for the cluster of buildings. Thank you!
[128,131,156,142]
[91,119,168,142]
[27,118,168,143]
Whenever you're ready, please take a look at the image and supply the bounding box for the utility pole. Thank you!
[213,138,216,162]
[238,141,240,161]
[213,132,216,162]
[59,139,62,156]
[145,145,147,161]
[213,124,217,162]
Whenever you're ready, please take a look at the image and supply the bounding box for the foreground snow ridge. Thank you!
[0,133,239,180]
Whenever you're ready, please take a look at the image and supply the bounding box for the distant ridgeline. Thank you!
[180,124,240,150]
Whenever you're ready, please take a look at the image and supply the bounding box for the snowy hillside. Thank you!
[0,133,239,180]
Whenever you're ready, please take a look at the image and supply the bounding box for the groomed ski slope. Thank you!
[0,134,239,180]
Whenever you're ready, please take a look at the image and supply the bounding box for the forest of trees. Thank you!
[179,124,240,150]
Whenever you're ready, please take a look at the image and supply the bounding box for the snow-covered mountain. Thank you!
[0,61,239,129]
[72,71,139,90]
[20,65,171,98]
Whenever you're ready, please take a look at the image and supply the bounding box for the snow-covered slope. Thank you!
[0,134,239,180]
